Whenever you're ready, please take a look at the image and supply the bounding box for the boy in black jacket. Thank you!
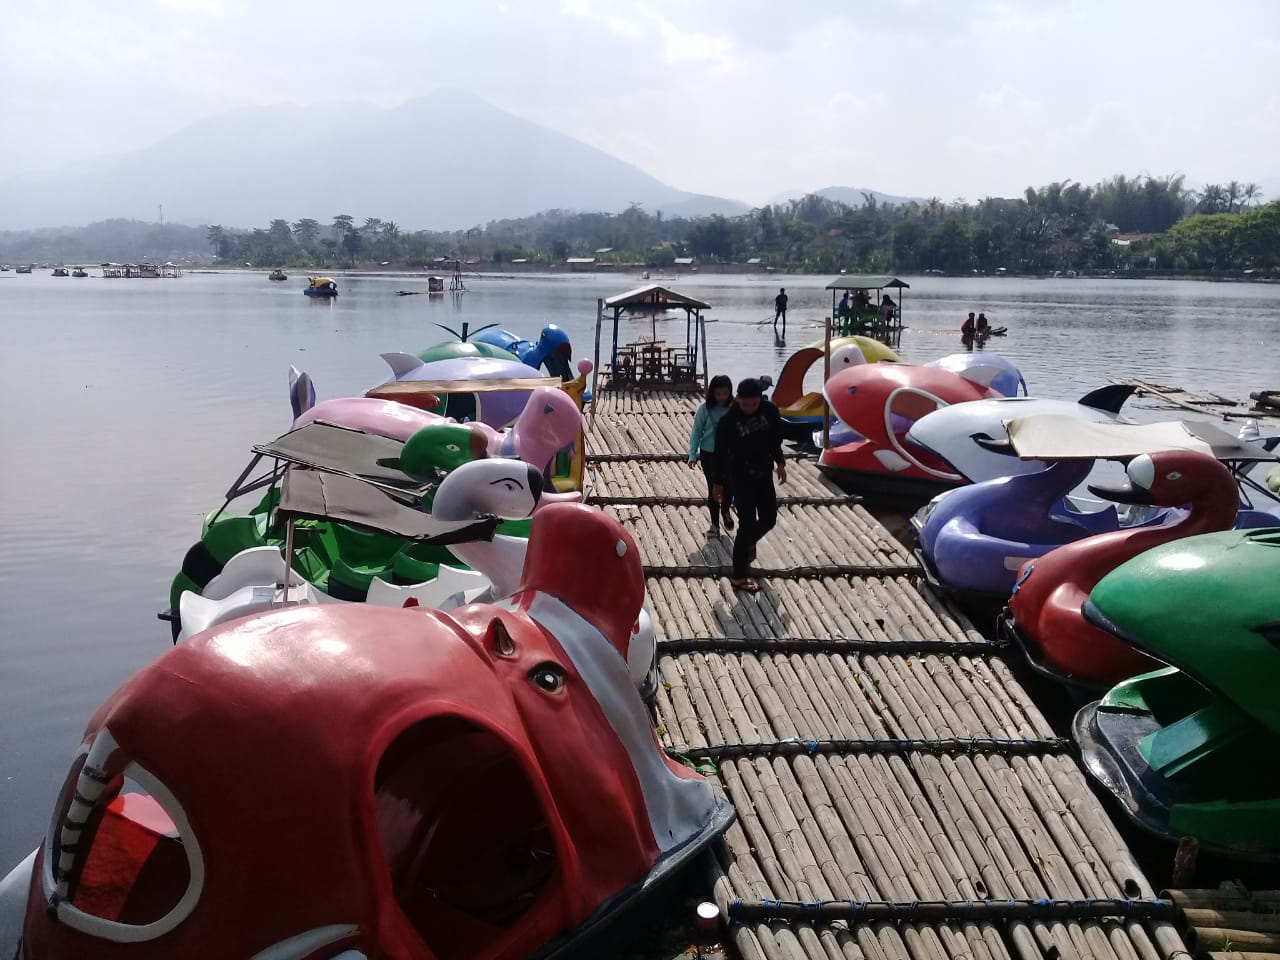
[711,378,787,593]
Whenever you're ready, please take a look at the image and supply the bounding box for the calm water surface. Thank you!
[1,270,1278,865]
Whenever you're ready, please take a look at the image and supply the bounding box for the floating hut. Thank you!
[593,284,709,394]
[828,275,908,337]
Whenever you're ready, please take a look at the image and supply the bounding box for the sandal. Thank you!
[730,578,760,593]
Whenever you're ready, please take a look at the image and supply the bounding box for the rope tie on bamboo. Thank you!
[657,636,995,656]
[668,735,1071,762]
[725,897,1178,924]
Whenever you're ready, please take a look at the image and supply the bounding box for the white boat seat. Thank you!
[202,546,303,601]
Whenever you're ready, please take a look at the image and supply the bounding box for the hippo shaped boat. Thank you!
[0,503,733,959]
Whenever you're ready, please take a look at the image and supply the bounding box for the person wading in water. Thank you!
[712,377,787,593]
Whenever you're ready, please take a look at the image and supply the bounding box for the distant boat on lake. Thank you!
[269,268,288,281]
[100,261,183,278]
[15,264,32,274]
[71,267,89,278]
[51,267,69,277]
[304,276,338,297]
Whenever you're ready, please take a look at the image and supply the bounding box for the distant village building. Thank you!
[1109,233,1151,248]
[673,257,695,266]
[566,256,596,272]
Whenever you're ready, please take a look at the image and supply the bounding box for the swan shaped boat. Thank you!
[1003,445,1242,692]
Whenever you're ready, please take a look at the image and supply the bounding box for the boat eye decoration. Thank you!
[528,662,567,694]
[1166,471,1183,481]
[1127,453,1156,490]
[490,477,525,494]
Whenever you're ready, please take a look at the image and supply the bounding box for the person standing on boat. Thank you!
[688,375,735,537]
[773,287,788,331]
[837,291,851,317]
[975,312,990,333]
[712,378,787,593]
[961,312,976,334]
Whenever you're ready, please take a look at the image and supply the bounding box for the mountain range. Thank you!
[0,90,926,232]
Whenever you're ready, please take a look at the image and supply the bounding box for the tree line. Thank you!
[2,174,1275,277]
[200,174,1277,277]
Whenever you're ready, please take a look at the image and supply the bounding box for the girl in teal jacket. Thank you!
[688,375,734,535]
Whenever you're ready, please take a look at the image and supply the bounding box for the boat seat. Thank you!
[367,567,488,609]
[200,546,300,601]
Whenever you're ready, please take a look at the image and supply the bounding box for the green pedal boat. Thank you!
[1074,527,1280,862]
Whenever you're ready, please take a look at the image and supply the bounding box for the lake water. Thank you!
[1,269,1278,868]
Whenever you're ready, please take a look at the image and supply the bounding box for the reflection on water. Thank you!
[1,270,1278,864]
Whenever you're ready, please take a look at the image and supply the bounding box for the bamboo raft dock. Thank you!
[1117,379,1280,420]
[1164,885,1280,958]
[588,389,1194,960]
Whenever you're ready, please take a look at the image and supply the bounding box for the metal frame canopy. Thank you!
[827,276,909,335]
[594,284,711,393]
[278,467,496,542]
[212,421,501,543]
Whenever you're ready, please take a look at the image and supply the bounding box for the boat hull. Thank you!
[1075,697,1280,863]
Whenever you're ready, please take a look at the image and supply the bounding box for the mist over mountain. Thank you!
[771,186,924,208]
[0,90,750,231]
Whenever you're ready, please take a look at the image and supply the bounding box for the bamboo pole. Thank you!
[591,297,603,404]
[822,313,832,450]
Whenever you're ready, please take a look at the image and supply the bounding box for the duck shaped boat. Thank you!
[773,335,901,422]
[819,364,998,499]
[1074,528,1280,862]
[303,276,338,297]
[0,502,734,960]
[1003,446,1241,692]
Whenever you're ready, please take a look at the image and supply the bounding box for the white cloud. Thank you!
[0,0,1277,205]
[978,86,1042,112]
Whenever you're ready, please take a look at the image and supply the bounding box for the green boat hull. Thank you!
[167,486,533,633]
[1075,528,1280,862]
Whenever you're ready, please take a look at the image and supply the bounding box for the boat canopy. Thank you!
[603,284,711,310]
[1004,416,1280,463]
[253,422,433,497]
[825,276,911,291]
[278,467,497,542]
[369,376,561,397]
[309,276,337,286]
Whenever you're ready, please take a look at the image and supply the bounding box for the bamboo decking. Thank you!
[587,390,1193,960]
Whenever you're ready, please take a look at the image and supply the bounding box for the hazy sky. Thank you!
[3,0,1277,203]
